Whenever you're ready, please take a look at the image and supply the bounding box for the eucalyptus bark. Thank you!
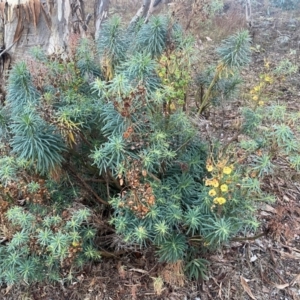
[0,0,104,96]
[94,0,109,39]
[130,0,167,25]
[0,0,96,59]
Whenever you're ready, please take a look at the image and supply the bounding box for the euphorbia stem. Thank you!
[197,63,224,115]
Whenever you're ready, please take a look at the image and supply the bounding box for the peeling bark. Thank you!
[47,0,72,54]
[94,0,109,39]
[145,0,156,23]
[130,0,151,25]
[0,0,93,59]
[245,0,252,27]
[130,0,167,25]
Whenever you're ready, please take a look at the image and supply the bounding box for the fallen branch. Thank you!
[0,41,17,57]
[231,232,266,242]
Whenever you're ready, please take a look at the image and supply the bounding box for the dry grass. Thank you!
[201,2,248,42]
[161,261,185,287]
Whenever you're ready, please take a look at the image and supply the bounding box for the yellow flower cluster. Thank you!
[263,74,273,84]
[220,184,228,192]
[249,66,273,108]
[206,159,214,172]
[250,83,264,106]
[206,164,213,172]
[206,178,219,188]
[213,197,226,205]
[209,189,216,197]
[223,167,232,175]
[205,158,233,206]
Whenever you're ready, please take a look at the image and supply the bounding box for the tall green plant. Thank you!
[196,30,251,114]
[10,113,65,174]
[0,15,264,286]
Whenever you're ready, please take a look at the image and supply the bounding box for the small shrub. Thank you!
[0,14,265,285]
[196,30,252,114]
[0,205,98,285]
[239,59,300,185]
[274,59,298,77]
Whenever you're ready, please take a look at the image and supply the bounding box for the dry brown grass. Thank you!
[201,2,248,42]
[161,261,185,287]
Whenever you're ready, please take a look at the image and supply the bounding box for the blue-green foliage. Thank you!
[135,16,168,57]
[5,62,66,174]
[91,17,257,265]
[0,206,99,285]
[197,67,243,106]
[196,31,251,109]
[240,102,300,182]
[97,16,128,67]
[0,14,260,285]
[0,106,9,140]
[76,38,102,78]
[217,30,252,68]
[91,135,135,175]
[0,156,18,186]
[119,52,161,93]
[6,62,39,115]
[10,113,65,174]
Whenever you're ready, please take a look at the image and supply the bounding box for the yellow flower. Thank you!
[264,61,270,69]
[252,95,259,101]
[219,197,226,205]
[253,86,260,92]
[208,189,217,197]
[205,179,212,186]
[169,103,176,111]
[220,184,228,192]
[210,178,219,188]
[206,164,213,172]
[264,75,273,84]
[258,100,264,106]
[223,167,232,175]
[213,197,226,205]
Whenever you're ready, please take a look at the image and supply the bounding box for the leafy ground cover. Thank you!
[1,1,300,299]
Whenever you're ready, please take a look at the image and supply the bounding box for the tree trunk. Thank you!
[94,0,109,39]
[130,0,167,25]
[0,0,109,91]
[0,0,103,59]
[0,0,68,58]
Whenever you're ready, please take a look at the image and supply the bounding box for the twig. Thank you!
[175,136,194,153]
[84,178,106,183]
[78,131,93,147]
[108,170,122,190]
[0,41,17,57]
[106,173,110,200]
[231,232,266,242]
[221,132,240,154]
[66,164,108,205]
[0,237,7,244]
[99,249,126,258]
[197,64,224,115]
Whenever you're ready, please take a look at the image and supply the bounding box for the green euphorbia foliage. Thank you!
[0,14,262,286]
